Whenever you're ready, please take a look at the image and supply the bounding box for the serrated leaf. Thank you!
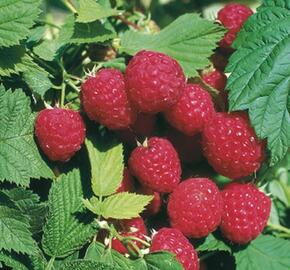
[196,233,232,253]
[0,86,53,186]
[234,235,290,270]
[0,251,30,270]
[0,205,37,255]
[120,13,225,77]
[85,138,124,197]
[82,197,102,215]
[144,252,183,270]
[42,169,96,258]
[0,0,41,47]
[76,0,120,23]
[0,46,27,77]
[59,260,118,270]
[100,192,153,219]
[33,40,60,62]
[226,2,290,165]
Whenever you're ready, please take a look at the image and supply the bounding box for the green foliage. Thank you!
[42,169,96,258]
[196,233,231,253]
[0,251,30,270]
[59,260,119,270]
[233,235,290,270]
[0,86,53,186]
[0,0,41,47]
[226,1,290,165]
[85,138,124,197]
[120,13,225,77]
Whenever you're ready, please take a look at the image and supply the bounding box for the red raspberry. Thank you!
[168,178,223,238]
[202,112,265,179]
[164,84,215,136]
[218,3,253,48]
[125,50,186,113]
[138,186,161,217]
[220,183,271,244]
[150,228,199,270]
[201,69,227,92]
[111,217,147,254]
[129,137,181,193]
[166,129,203,164]
[35,108,85,162]
[116,168,135,193]
[81,68,136,130]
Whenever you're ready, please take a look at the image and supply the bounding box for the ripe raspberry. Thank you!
[35,108,85,162]
[111,217,147,254]
[202,112,265,179]
[129,137,181,193]
[81,68,136,130]
[138,186,161,217]
[168,178,223,238]
[150,228,199,270]
[125,50,186,113]
[164,84,215,136]
[166,129,203,164]
[116,168,135,193]
[218,3,253,48]
[201,69,227,92]
[220,182,271,244]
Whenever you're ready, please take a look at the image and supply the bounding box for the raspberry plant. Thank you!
[0,0,290,270]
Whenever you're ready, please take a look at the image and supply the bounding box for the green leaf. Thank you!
[196,233,232,253]
[102,57,126,72]
[85,138,124,197]
[0,205,37,255]
[100,192,153,219]
[226,2,290,165]
[59,260,119,270]
[0,86,53,186]
[33,40,60,62]
[0,0,41,47]
[76,0,120,23]
[82,197,102,215]
[120,13,225,77]
[234,235,290,270]
[0,251,30,270]
[42,169,96,258]
[144,252,183,270]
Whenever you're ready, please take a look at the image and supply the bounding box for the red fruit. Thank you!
[220,183,271,244]
[210,51,228,72]
[111,217,147,254]
[168,178,223,238]
[165,84,215,136]
[35,108,85,162]
[139,186,161,217]
[150,228,199,270]
[129,137,181,193]
[218,3,253,48]
[201,69,227,92]
[125,50,186,113]
[202,112,265,179]
[81,68,136,130]
[116,168,135,193]
[166,129,203,163]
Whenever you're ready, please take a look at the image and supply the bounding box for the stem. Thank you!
[61,0,77,13]
[66,79,80,93]
[27,51,57,76]
[114,15,141,30]
[36,19,61,29]
[125,236,150,247]
[267,222,290,235]
[45,257,55,270]
[97,196,103,221]
[199,251,218,261]
[60,82,66,108]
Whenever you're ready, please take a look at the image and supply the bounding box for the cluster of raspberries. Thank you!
[34,4,270,270]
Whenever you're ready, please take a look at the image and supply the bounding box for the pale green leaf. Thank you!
[0,86,54,186]
[76,0,120,23]
[85,138,124,197]
[42,169,96,258]
[82,197,102,215]
[0,0,41,47]
[120,13,225,77]
[234,235,290,270]
[100,192,153,219]
[196,233,231,252]
[59,260,118,270]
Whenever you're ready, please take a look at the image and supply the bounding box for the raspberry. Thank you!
[35,108,85,162]
[111,217,147,254]
[202,112,265,179]
[166,129,203,164]
[125,50,186,113]
[150,228,199,270]
[164,84,215,136]
[129,137,181,193]
[220,183,271,244]
[168,178,223,238]
[116,168,135,193]
[218,3,253,48]
[201,69,227,92]
[138,186,161,217]
[81,68,136,130]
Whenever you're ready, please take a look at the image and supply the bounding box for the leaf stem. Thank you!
[114,15,141,30]
[45,256,55,270]
[60,82,66,108]
[267,222,290,235]
[61,0,77,13]
[65,79,80,93]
